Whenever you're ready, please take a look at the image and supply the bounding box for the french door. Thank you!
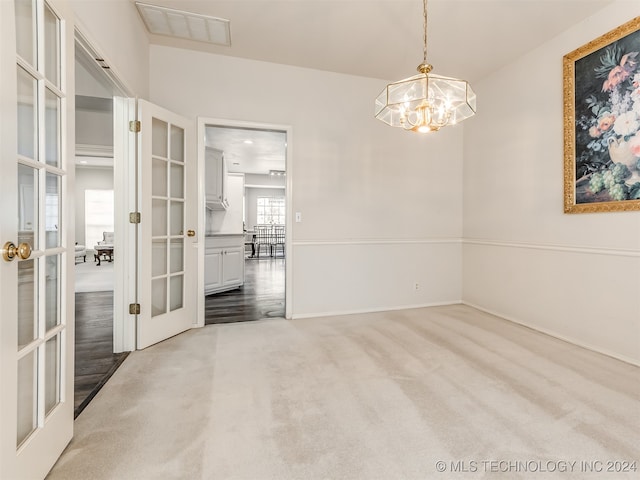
[0,0,74,478]
[136,99,197,349]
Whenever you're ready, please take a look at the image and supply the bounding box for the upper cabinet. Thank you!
[205,147,228,210]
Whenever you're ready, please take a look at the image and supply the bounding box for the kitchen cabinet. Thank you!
[205,147,228,210]
[205,235,244,295]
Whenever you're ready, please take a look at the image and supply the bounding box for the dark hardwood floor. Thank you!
[75,291,128,418]
[205,257,285,324]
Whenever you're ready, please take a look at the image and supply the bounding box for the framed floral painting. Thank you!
[563,16,640,213]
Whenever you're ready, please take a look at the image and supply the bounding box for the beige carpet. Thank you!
[47,305,640,479]
[74,257,114,293]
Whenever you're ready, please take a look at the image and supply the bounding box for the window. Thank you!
[85,189,114,248]
[257,196,285,225]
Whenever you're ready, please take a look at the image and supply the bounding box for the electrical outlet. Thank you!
[414,282,419,291]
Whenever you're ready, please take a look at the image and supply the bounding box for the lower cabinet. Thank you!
[205,235,244,295]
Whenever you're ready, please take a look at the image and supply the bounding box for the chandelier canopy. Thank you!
[375,0,476,133]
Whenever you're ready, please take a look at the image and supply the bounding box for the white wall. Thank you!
[75,96,113,147]
[74,166,113,246]
[245,186,285,230]
[71,0,149,97]
[150,46,464,317]
[463,1,640,365]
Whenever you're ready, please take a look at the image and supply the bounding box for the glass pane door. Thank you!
[137,100,194,349]
[15,0,65,448]
[1,2,71,477]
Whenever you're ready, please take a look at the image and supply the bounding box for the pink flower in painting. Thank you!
[629,133,640,157]
[589,126,601,137]
[603,66,630,91]
[603,52,639,91]
[598,113,615,132]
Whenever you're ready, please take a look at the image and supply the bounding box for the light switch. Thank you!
[295,212,302,223]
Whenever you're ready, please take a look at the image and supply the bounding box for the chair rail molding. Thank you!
[463,238,640,258]
[293,237,462,247]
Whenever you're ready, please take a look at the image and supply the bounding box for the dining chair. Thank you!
[273,225,285,257]
[254,225,273,258]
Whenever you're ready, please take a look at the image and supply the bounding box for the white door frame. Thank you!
[74,25,136,353]
[196,118,293,326]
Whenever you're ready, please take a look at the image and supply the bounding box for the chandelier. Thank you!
[375,0,476,133]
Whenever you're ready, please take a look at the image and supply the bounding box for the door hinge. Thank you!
[129,212,141,224]
[129,303,141,315]
[129,120,141,133]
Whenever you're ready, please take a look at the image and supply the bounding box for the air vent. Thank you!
[135,2,231,46]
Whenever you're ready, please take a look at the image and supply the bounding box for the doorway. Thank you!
[201,123,290,324]
[72,33,129,416]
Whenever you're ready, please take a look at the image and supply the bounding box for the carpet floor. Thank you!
[74,257,114,293]
[47,305,640,480]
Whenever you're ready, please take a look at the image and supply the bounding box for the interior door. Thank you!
[0,0,73,478]
[137,99,197,349]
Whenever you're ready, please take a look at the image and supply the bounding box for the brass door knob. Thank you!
[186,229,196,237]
[2,242,32,262]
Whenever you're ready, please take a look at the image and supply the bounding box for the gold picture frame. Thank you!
[563,16,640,213]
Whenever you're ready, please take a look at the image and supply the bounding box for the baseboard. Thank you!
[462,300,640,367]
[291,300,462,320]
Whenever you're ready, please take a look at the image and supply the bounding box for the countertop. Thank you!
[205,232,244,237]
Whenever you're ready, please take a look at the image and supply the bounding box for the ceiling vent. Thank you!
[135,2,231,46]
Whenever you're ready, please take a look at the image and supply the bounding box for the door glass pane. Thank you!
[152,239,167,277]
[15,0,35,66]
[17,350,37,446]
[152,199,167,236]
[170,239,183,273]
[45,89,60,167]
[45,335,60,415]
[170,201,183,236]
[170,163,184,199]
[18,164,38,238]
[170,275,183,311]
[152,158,167,197]
[152,118,168,158]
[151,278,166,317]
[17,66,37,159]
[44,4,60,87]
[45,255,60,331]
[45,173,60,248]
[18,259,37,348]
[170,125,184,162]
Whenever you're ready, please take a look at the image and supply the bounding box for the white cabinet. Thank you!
[205,147,228,210]
[204,249,223,292]
[205,235,244,295]
[222,247,243,285]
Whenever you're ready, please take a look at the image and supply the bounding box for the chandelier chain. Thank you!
[422,0,428,64]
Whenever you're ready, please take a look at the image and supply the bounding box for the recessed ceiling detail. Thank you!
[135,2,231,46]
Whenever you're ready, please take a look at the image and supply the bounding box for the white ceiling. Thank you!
[205,126,287,175]
[144,0,615,171]
[134,0,614,83]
